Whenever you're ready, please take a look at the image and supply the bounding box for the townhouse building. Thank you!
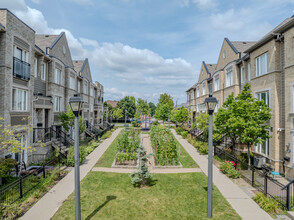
[0,9,105,165]
[186,16,294,178]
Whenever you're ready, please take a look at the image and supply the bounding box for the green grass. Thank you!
[178,143,199,168]
[95,130,123,167]
[52,172,240,220]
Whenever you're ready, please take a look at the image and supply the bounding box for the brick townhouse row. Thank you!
[0,9,106,165]
[186,15,294,178]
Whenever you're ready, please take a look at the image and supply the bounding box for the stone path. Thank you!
[20,128,123,220]
[171,129,273,220]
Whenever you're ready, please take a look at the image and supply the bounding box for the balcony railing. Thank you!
[13,57,30,81]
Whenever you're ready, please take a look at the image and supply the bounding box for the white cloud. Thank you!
[9,3,194,103]
[210,9,243,32]
[64,0,93,5]
[31,0,40,4]
[192,0,216,10]
[1,0,27,11]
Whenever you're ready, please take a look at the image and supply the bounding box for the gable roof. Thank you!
[205,63,216,74]
[35,34,59,52]
[245,16,294,53]
[73,60,84,74]
[231,41,256,57]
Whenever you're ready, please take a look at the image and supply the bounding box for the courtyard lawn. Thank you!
[52,172,240,220]
[95,130,123,167]
[178,141,199,168]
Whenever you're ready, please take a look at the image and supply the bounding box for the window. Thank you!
[214,75,220,91]
[13,45,29,63]
[55,68,62,84]
[240,66,245,84]
[34,58,37,77]
[196,86,200,98]
[256,138,269,156]
[41,63,46,81]
[12,88,27,111]
[78,80,81,93]
[226,70,233,87]
[84,81,88,94]
[90,103,93,112]
[256,52,269,76]
[90,86,93,96]
[70,76,75,90]
[257,91,269,106]
[55,97,61,112]
[202,82,206,95]
[248,63,251,81]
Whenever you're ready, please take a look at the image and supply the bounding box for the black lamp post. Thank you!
[204,94,217,218]
[69,94,83,220]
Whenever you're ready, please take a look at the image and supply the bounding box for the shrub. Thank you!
[181,131,188,139]
[238,152,254,165]
[220,161,241,179]
[0,202,24,220]
[131,120,140,127]
[0,158,17,178]
[101,131,112,140]
[253,193,280,213]
[65,146,86,166]
[152,120,159,126]
[175,127,184,135]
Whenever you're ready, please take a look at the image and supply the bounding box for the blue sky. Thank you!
[2,0,294,104]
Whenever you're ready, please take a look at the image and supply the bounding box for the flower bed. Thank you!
[150,126,180,166]
[220,160,241,179]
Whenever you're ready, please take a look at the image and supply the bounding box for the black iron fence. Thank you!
[0,157,59,204]
[214,145,291,210]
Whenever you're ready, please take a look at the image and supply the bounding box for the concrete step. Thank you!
[287,211,294,220]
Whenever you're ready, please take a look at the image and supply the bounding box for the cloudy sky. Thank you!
[2,0,294,104]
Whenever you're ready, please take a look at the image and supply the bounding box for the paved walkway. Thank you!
[21,128,123,220]
[171,129,273,220]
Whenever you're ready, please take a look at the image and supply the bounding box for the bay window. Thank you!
[214,75,220,91]
[202,82,206,96]
[226,71,233,87]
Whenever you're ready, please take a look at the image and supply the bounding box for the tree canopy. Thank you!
[172,107,190,125]
[155,93,174,122]
[117,96,136,118]
[112,107,124,120]
[148,102,156,116]
[136,98,150,116]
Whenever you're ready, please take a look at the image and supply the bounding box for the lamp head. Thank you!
[69,94,83,116]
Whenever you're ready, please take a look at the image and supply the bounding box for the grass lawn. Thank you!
[95,130,123,167]
[52,172,240,220]
[178,141,199,168]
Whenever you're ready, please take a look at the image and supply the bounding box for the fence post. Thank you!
[286,186,291,210]
[264,174,268,196]
[43,164,46,178]
[252,166,255,186]
[19,177,23,199]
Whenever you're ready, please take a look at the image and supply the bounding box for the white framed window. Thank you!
[256,52,269,76]
[70,76,75,90]
[196,86,200,98]
[84,81,88,94]
[256,91,269,106]
[33,58,37,77]
[90,103,93,112]
[202,82,206,95]
[248,63,251,81]
[240,66,245,84]
[13,45,29,63]
[55,68,62,84]
[256,138,269,156]
[214,74,220,91]
[41,63,46,81]
[12,88,27,111]
[54,96,61,112]
[226,70,233,87]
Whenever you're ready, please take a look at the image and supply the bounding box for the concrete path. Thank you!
[171,129,273,220]
[92,167,202,174]
[21,128,123,220]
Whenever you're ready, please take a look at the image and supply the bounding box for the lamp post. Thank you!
[69,94,83,220]
[124,109,127,128]
[204,94,217,218]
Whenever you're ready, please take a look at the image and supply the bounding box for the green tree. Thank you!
[174,107,190,126]
[155,93,174,123]
[215,83,271,166]
[112,108,124,121]
[117,96,136,118]
[192,113,212,141]
[137,98,150,116]
[58,106,86,135]
[148,102,156,116]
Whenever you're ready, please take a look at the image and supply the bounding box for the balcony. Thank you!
[13,57,30,81]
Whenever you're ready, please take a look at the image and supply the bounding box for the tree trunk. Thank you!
[247,143,251,170]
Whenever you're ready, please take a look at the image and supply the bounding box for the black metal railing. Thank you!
[13,57,30,81]
[214,145,289,209]
[33,128,51,143]
[51,126,74,147]
[0,157,58,204]
[85,120,102,138]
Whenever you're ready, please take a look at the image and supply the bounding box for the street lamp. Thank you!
[204,94,217,218]
[124,109,127,128]
[69,94,83,220]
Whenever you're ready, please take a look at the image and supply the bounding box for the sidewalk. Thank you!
[21,128,123,220]
[171,129,273,220]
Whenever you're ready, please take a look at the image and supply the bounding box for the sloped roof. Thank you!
[0,22,5,32]
[73,60,84,73]
[106,100,118,108]
[35,34,59,52]
[231,41,256,57]
[206,64,216,74]
[245,16,294,53]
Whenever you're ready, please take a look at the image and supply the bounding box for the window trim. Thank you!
[214,74,220,91]
[41,63,46,81]
[240,66,245,84]
[247,63,251,81]
[12,87,28,111]
[54,96,61,112]
[202,81,206,96]
[255,89,270,107]
[225,69,233,87]
[255,52,269,77]
[55,68,62,85]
